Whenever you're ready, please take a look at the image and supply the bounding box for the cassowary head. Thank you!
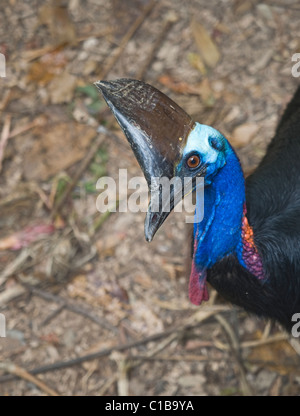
[95,79,263,306]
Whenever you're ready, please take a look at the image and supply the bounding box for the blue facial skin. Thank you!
[177,123,247,271]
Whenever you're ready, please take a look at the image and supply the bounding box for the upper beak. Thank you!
[95,79,195,241]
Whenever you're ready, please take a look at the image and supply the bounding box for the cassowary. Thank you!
[95,79,300,331]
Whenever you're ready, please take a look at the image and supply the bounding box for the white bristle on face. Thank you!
[184,123,223,164]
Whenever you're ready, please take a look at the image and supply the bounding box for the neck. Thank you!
[189,146,265,304]
[194,150,246,267]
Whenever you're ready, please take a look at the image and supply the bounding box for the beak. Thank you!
[95,79,195,241]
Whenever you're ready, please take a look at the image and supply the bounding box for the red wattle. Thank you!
[188,261,209,305]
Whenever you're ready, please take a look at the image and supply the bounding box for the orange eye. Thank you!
[187,154,200,169]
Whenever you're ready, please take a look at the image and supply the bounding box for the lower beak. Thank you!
[144,176,195,241]
[144,184,177,242]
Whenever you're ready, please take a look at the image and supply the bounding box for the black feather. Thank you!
[206,85,300,330]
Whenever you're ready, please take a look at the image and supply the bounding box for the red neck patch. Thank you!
[189,231,209,305]
[241,205,265,280]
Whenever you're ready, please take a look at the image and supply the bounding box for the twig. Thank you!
[264,0,300,11]
[241,333,288,349]
[0,249,32,287]
[20,30,112,65]
[0,89,13,113]
[99,0,157,79]
[131,354,230,362]
[51,133,106,219]
[23,28,115,62]
[112,352,130,396]
[0,305,228,384]
[136,12,178,80]
[262,320,272,339]
[98,374,118,396]
[215,314,253,396]
[112,333,178,396]
[0,362,59,396]
[212,332,289,351]
[40,304,66,327]
[0,285,26,307]
[0,114,11,173]
[7,117,45,140]
[26,285,118,334]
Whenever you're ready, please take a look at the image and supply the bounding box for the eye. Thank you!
[186,154,201,169]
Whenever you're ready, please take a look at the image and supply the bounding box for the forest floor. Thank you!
[0,0,300,396]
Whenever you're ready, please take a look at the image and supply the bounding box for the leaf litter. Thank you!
[0,0,300,397]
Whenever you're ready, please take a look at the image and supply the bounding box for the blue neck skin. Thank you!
[193,147,247,271]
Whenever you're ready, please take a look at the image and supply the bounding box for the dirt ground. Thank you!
[0,0,300,396]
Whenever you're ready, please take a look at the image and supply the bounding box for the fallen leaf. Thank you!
[224,106,241,124]
[256,4,273,21]
[230,122,259,148]
[248,340,299,375]
[48,72,77,104]
[233,0,259,15]
[187,52,207,75]
[109,284,129,303]
[22,122,96,181]
[38,0,76,45]
[26,49,68,86]
[190,18,220,69]
[214,22,231,35]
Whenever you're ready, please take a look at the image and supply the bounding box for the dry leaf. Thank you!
[248,340,299,375]
[214,22,231,35]
[22,122,96,181]
[48,72,77,104]
[230,122,259,148]
[190,18,220,69]
[26,50,68,86]
[233,0,259,15]
[187,53,207,75]
[38,0,76,45]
